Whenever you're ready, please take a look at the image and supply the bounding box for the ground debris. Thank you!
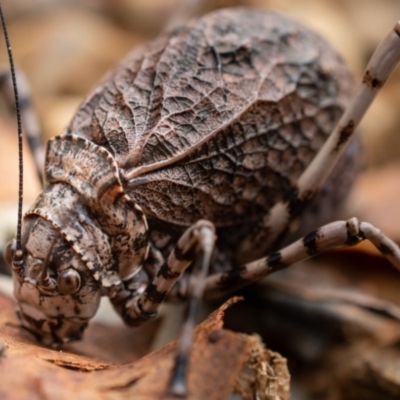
[235,335,290,400]
[0,294,283,399]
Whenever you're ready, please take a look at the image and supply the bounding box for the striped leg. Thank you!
[0,68,44,184]
[238,21,400,258]
[204,218,400,299]
[168,222,216,396]
[110,220,216,396]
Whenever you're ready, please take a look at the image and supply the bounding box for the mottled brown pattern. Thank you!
[333,120,355,153]
[67,8,354,229]
[363,70,383,90]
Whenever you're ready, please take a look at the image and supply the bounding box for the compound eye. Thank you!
[57,268,81,295]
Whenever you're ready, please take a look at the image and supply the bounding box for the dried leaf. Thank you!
[0,294,281,399]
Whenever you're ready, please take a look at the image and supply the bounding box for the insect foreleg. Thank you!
[111,220,216,324]
[203,217,400,299]
[169,221,216,397]
[0,68,44,185]
[110,220,216,395]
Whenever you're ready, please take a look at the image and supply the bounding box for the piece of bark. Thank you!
[0,294,289,399]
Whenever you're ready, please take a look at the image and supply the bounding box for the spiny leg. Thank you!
[0,68,44,185]
[110,220,216,396]
[239,21,400,256]
[297,21,400,200]
[122,220,215,323]
[169,222,215,397]
[204,217,400,299]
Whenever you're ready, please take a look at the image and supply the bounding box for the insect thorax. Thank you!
[24,134,150,288]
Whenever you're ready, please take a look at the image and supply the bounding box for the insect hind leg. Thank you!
[238,21,400,261]
[0,67,44,185]
[203,217,400,299]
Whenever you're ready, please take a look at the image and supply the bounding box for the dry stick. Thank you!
[260,280,400,321]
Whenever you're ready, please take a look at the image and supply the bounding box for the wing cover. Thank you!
[66,8,353,227]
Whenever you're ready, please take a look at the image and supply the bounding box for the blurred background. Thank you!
[1,1,400,399]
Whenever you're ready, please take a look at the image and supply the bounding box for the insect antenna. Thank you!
[0,3,24,272]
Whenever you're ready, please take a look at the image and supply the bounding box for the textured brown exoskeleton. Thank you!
[3,7,400,396]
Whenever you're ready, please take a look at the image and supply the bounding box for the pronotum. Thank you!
[2,4,400,396]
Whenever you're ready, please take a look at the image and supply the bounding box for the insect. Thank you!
[2,4,400,396]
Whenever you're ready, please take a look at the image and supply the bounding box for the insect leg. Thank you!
[204,217,400,299]
[239,21,400,255]
[168,222,216,396]
[110,220,216,395]
[296,21,400,203]
[0,68,44,185]
[112,220,216,323]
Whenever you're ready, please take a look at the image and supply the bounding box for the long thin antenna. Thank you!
[0,3,24,265]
